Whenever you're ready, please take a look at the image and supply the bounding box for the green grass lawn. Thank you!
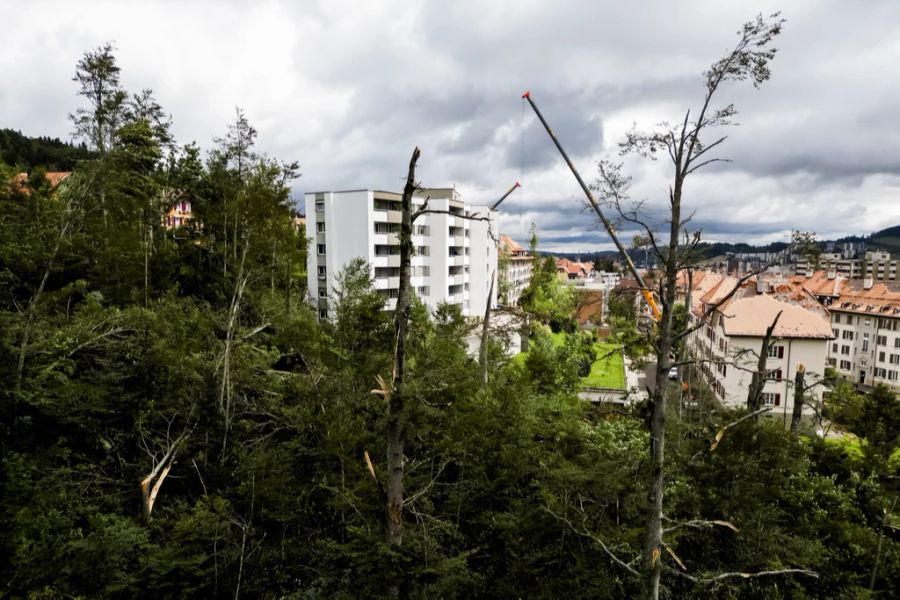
[515,332,626,390]
[582,342,625,389]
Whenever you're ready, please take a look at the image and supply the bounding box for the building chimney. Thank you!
[756,279,767,294]
[863,276,874,290]
[827,269,836,280]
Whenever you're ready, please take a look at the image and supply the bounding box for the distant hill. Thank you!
[0,128,95,171]
[868,225,900,252]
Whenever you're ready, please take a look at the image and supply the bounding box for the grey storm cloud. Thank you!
[3,0,900,250]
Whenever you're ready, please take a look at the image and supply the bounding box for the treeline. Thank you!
[0,128,95,172]
[1,45,898,599]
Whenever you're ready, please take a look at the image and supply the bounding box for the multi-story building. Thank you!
[685,272,833,415]
[803,275,900,390]
[498,235,533,306]
[795,251,898,281]
[163,199,192,229]
[305,188,497,319]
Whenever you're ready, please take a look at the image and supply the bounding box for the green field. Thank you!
[582,342,626,389]
[515,332,626,390]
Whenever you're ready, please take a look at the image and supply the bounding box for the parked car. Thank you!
[668,367,678,380]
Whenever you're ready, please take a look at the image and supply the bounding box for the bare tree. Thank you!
[594,14,786,599]
[747,311,782,411]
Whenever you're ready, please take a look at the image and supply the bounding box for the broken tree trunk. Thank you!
[747,310,783,411]
[386,147,420,546]
[479,271,495,386]
[790,363,806,436]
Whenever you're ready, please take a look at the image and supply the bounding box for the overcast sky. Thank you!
[4,0,900,252]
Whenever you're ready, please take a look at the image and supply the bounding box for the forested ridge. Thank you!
[1,43,898,599]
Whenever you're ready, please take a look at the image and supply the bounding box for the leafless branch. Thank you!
[544,505,639,576]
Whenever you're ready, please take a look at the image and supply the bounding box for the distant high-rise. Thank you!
[305,188,497,319]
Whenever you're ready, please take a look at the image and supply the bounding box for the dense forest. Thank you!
[1,44,898,599]
[0,128,95,172]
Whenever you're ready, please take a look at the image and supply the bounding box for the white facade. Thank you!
[690,312,829,417]
[685,278,833,417]
[827,308,900,390]
[305,188,497,318]
[498,235,533,307]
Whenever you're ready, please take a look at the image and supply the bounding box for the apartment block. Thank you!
[498,235,533,306]
[798,272,900,390]
[684,271,833,415]
[795,251,898,281]
[305,188,497,319]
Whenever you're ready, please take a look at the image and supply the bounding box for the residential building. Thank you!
[685,271,833,416]
[305,188,497,319]
[498,234,533,306]
[795,251,898,281]
[163,199,192,229]
[808,276,900,390]
[556,257,593,281]
[9,171,71,196]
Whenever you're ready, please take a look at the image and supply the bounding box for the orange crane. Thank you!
[521,90,662,321]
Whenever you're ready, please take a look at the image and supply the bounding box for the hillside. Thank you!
[0,128,95,171]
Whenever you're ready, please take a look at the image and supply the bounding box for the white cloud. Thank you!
[3,0,900,251]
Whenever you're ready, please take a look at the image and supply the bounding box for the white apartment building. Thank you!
[686,272,833,416]
[305,188,497,319]
[807,276,900,390]
[498,235,533,306]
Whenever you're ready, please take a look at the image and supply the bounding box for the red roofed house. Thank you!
[684,269,834,416]
[499,235,533,306]
[9,171,71,196]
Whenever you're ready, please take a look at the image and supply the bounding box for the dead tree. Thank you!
[384,147,420,546]
[594,14,785,599]
[790,364,806,436]
[747,310,782,411]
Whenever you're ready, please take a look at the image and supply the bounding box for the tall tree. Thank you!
[70,43,127,156]
[595,14,785,599]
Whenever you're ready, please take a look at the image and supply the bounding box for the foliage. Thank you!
[519,255,576,332]
[0,39,897,600]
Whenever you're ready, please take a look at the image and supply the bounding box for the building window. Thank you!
[842,330,854,340]
[879,351,886,362]
[318,289,327,298]
[767,345,784,359]
[317,244,326,255]
[877,335,887,345]
[862,339,869,352]
[416,245,429,256]
[889,370,898,381]
[875,368,887,378]
[833,314,841,324]
[895,338,900,348]
[762,393,781,406]
[319,309,328,319]
[891,354,900,365]
[832,328,838,339]
[317,222,325,233]
[315,200,324,211]
[841,345,850,355]
[766,369,783,381]
[832,343,839,354]
[840,360,851,370]
[317,266,326,278]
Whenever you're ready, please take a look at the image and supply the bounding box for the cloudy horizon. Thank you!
[4,0,900,252]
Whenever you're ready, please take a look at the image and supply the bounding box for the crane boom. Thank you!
[521,90,661,321]
[491,181,521,211]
